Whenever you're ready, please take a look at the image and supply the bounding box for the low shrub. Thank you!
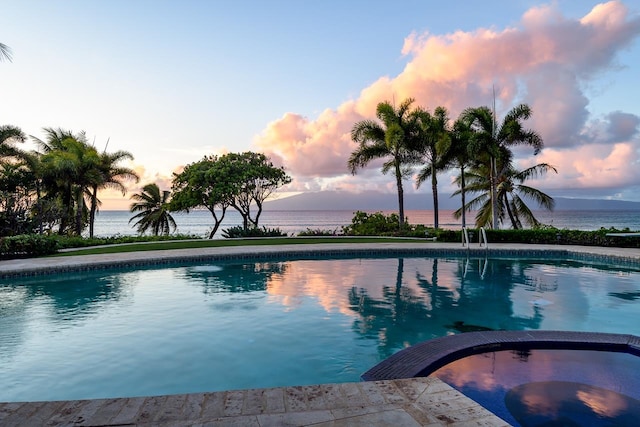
[0,234,60,259]
[222,226,288,239]
[54,233,201,249]
[342,211,430,238]
[297,228,340,236]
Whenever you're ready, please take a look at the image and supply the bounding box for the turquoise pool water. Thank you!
[1,255,639,402]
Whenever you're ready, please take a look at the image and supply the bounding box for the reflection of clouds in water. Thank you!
[265,257,464,316]
[577,387,629,418]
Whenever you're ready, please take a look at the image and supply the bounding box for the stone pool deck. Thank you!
[1,242,639,426]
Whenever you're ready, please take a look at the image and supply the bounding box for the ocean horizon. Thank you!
[91,209,640,239]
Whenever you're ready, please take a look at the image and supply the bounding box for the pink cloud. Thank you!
[254,1,640,198]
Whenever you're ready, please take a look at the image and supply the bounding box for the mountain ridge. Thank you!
[265,190,640,211]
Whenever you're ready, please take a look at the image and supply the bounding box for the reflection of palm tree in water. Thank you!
[349,257,544,359]
[186,262,289,294]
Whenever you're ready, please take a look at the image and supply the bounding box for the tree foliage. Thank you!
[348,98,419,227]
[170,152,291,238]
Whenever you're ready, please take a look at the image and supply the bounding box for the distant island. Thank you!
[264,190,640,211]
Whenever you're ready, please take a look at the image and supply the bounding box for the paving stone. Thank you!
[339,383,368,406]
[402,402,442,426]
[197,414,261,426]
[393,377,431,400]
[135,396,168,423]
[449,414,511,427]
[373,380,408,404]
[320,384,348,409]
[284,386,307,412]
[200,391,226,420]
[242,388,266,415]
[152,393,187,423]
[315,408,422,427]
[109,397,146,425]
[1,402,45,427]
[263,387,285,413]
[0,402,24,422]
[182,393,206,420]
[257,409,334,427]
[301,385,328,410]
[358,381,387,405]
[223,390,244,416]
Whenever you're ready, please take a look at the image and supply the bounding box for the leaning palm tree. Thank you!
[461,104,543,229]
[453,159,557,229]
[88,149,139,238]
[414,106,451,229]
[348,98,419,227]
[129,183,176,235]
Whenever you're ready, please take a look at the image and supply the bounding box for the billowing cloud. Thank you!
[254,1,640,200]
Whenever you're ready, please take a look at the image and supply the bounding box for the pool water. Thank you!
[1,256,639,402]
[432,349,640,426]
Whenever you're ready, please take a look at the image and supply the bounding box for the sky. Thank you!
[2,0,640,209]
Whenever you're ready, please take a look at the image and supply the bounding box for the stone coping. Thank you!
[0,378,510,426]
[362,330,640,381]
[1,242,639,278]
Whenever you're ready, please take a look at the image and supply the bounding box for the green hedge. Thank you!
[430,227,640,248]
[0,234,60,259]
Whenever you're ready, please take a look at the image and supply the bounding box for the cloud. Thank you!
[254,1,640,199]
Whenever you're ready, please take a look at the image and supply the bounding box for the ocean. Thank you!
[92,209,640,238]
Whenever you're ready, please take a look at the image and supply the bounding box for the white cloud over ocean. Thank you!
[253,1,640,201]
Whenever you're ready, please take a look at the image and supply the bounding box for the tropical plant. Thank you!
[461,104,543,229]
[129,183,176,236]
[0,125,26,158]
[0,42,12,62]
[453,161,557,229]
[38,130,102,235]
[88,149,139,238]
[348,98,419,227]
[413,106,451,229]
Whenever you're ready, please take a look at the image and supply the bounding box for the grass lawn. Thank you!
[53,236,428,256]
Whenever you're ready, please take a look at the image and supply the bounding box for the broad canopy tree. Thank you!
[171,151,291,238]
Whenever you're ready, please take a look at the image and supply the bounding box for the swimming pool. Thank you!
[1,253,639,402]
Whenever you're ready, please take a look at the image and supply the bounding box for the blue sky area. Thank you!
[2,1,640,208]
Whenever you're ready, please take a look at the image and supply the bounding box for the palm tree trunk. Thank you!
[395,164,405,227]
[460,165,466,228]
[491,156,499,229]
[505,198,519,230]
[431,167,439,229]
[75,187,84,235]
[89,185,98,238]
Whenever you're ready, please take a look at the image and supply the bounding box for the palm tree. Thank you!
[0,125,26,158]
[348,98,419,227]
[88,149,139,238]
[40,137,101,235]
[129,183,176,235]
[0,43,12,62]
[414,106,451,229]
[446,115,474,228]
[453,158,557,229]
[461,104,543,229]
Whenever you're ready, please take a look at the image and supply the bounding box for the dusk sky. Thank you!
[2,1,640,209]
